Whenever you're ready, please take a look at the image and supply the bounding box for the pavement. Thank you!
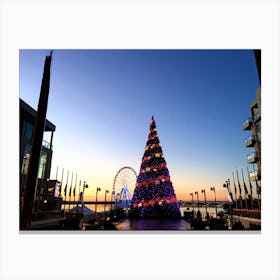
[114,218,191,230]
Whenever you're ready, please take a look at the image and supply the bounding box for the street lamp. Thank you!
[223,179,233,229]
[190,192,194,211]
[194,191,200,211]
[95,187,101,216]
[104,190,109,213]
[210,186,217,218]
[201,189,207,217]
[223,179,228,192]
[114,192,119,218]
[110,189,115,212]
[82,181,89,213]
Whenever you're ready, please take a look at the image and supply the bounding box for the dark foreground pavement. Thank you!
[114,218,191,230]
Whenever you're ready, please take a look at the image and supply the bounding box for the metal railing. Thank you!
[42,139,52,150]
[247,152,257,162]
[245,135,254,146]
[232,208,261,219]
[242,118,252,129]
[249,170,260,180]
[254,111,261,121]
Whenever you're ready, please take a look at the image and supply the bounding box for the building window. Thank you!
[21,121,33,139]
[21,144,48,179]
[21,144,31,174]
[38,152,47,179]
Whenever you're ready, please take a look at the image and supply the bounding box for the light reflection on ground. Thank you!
[114,218,191,230]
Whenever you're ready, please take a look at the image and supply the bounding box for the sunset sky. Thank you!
[2,1,277,279]
[19,49,260,201]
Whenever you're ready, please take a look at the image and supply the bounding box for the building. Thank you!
[242,87,261,185]
[232,51,262,229]
[243,50,261,187]
[243,87,261,180]
[20,98,61,218]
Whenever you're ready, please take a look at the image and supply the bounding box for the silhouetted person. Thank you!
[189,210,194,223]
[128,210,133,226]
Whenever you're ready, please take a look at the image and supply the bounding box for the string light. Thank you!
[131,116,180,218]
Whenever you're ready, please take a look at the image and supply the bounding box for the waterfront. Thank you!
[62,203,112,213]
[18,50,262,232]
[63,203,225,218]
[180,205,225,218]
[41,202,259,231]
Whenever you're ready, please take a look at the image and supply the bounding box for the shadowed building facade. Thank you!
[20,98,61,221]
[20,98,55,183]
[242,50,261,206]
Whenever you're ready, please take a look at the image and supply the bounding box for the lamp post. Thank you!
[223,179,233,229]
[95,187,101,216]
[110,189,114,212]
[114,193,120,219]
[82,181,89,213]
[201,189,207,217]
[190,192,194,211]
[104,190,109,213]
[194,191,199,211]
[210,186,217,218]
[78,180,81,205]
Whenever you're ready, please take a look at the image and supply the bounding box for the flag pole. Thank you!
[60,168,64,212]
[69,172,73,210]
[241,168,249,217]
[78,180,81,207]
[236,170,243,212]
[253,164,261,210]
[55,166,59,212]
[60,168,64,198]
[55,166,58,181]
[64,170,69,211]
[247,166,254,209]
[232,172,239,212]
[74,173,77,204]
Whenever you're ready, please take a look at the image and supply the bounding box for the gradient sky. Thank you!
[19,49,260,201]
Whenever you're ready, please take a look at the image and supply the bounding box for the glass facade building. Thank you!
[20,98,57,215]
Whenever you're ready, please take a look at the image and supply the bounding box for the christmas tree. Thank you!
[131,116,181,218]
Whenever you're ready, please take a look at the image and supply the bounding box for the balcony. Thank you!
[254,111,261,122]
[242,118,252,130]
[244,135,255,147]
[42,139,52,150]
[249,170,261,181]
[256,131,261,142]
[247,152,258,164]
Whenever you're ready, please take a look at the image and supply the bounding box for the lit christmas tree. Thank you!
[131,116,181,218]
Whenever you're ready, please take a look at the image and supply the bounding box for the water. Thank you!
[62,203,112,213]
[86,204,112,213]
[181,206,224,219]
[85,204,224,218]
[64,203,224,218]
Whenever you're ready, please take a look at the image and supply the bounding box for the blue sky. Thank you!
[19,49,260,201]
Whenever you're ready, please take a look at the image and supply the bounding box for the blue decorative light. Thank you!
[131,116,181,218]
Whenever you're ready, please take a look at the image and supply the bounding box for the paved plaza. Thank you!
[114,218,191,230]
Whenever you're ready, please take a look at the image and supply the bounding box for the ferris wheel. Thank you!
[112,166,137,208]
